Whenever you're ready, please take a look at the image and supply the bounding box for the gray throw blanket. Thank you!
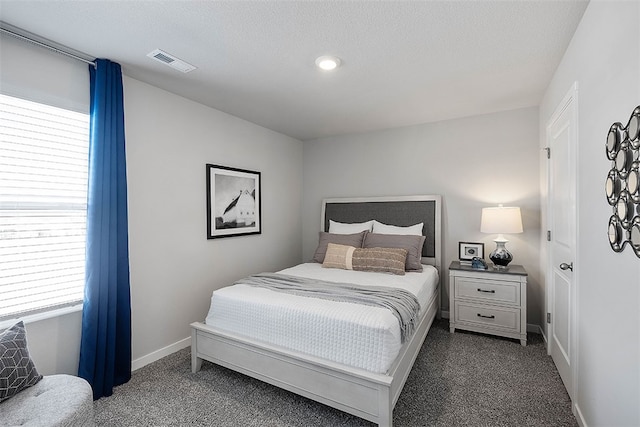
[235,273,421,342]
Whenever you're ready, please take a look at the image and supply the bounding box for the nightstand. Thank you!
[449,260,527,346]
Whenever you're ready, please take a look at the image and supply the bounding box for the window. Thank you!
[0,93,90,320]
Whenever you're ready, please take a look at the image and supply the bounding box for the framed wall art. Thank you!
[459,241,484,261]
[206,164,261,239]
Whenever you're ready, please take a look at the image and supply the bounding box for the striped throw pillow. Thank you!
[322,243,407,275]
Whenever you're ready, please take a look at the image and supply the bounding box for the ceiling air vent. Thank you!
[146,49,196,73]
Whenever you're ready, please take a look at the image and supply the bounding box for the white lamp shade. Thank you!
[480,206,523,234]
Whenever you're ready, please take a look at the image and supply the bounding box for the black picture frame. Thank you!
[206,164,261,239]
[459,241,484,261]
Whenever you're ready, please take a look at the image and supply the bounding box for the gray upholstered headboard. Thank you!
[321,195,442,271]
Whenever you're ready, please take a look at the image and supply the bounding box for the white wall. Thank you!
[302,107,543,325]
[1,33,303,373]
[124,77,303,363]
[539,1,640,426]
[23,311,82,376]
[0,33,88,113]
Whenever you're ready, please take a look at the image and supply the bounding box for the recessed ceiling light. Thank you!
[315,55,341,71]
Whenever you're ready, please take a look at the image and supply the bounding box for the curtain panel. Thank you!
[78,58,131,400]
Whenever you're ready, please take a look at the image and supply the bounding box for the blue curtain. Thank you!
[78,59,131,400]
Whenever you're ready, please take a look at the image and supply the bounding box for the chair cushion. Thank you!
[0,374,95,427]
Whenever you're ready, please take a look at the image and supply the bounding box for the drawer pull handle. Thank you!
[477,288,495,293]
[477,313,495,319]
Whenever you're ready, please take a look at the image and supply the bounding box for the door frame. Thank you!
[545,81,579,411]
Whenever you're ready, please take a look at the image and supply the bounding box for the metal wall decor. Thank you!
[605,105,640,258]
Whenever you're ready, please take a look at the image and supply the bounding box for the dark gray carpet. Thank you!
[94,320,577,426]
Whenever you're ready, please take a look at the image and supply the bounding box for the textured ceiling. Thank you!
[0,1,588,141]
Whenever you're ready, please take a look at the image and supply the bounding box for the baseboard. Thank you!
[441,310,450,319]
[540,326,548,346]
[574,403,587,427]
[132,336,191,371]
[527,323,543,335]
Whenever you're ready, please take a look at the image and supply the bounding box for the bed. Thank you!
[191,195,442,427]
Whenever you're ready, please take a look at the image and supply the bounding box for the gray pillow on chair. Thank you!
[0,321,43,402]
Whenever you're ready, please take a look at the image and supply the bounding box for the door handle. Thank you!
[559,262,573,271]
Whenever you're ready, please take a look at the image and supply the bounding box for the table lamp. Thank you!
[480,205,523,269]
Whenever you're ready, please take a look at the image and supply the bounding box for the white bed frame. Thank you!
[191,195,441,427]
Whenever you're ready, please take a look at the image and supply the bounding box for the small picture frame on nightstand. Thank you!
[459,242,484,264]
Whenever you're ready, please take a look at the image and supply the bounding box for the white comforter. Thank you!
[205,263,439,373]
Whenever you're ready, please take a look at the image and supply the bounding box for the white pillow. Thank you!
[372,220,423,236]
[328,219,374,234]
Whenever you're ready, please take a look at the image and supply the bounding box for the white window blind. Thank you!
[0,93,89,320]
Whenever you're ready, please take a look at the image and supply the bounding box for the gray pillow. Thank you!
[363,233,426,271]
[0,321,43,403]
[312,231,367,263]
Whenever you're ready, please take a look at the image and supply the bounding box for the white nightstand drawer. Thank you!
[450,262,527,345]
[454,301,521,332]
[455,277,520,305]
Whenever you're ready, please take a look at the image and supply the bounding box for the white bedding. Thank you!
[204,263,439,373]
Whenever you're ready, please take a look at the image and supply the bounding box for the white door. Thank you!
[546,83,577,400]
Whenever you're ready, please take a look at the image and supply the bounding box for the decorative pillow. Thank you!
[322,243,407,275]
[322,243,357,270]
[0,321,43,403]
[363,233,426,272]
[328,220,374,234]
[312,231,367,263]
[372,220,423,236]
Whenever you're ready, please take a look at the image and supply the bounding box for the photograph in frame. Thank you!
[206,164,261,239]
[458,241,484,261]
